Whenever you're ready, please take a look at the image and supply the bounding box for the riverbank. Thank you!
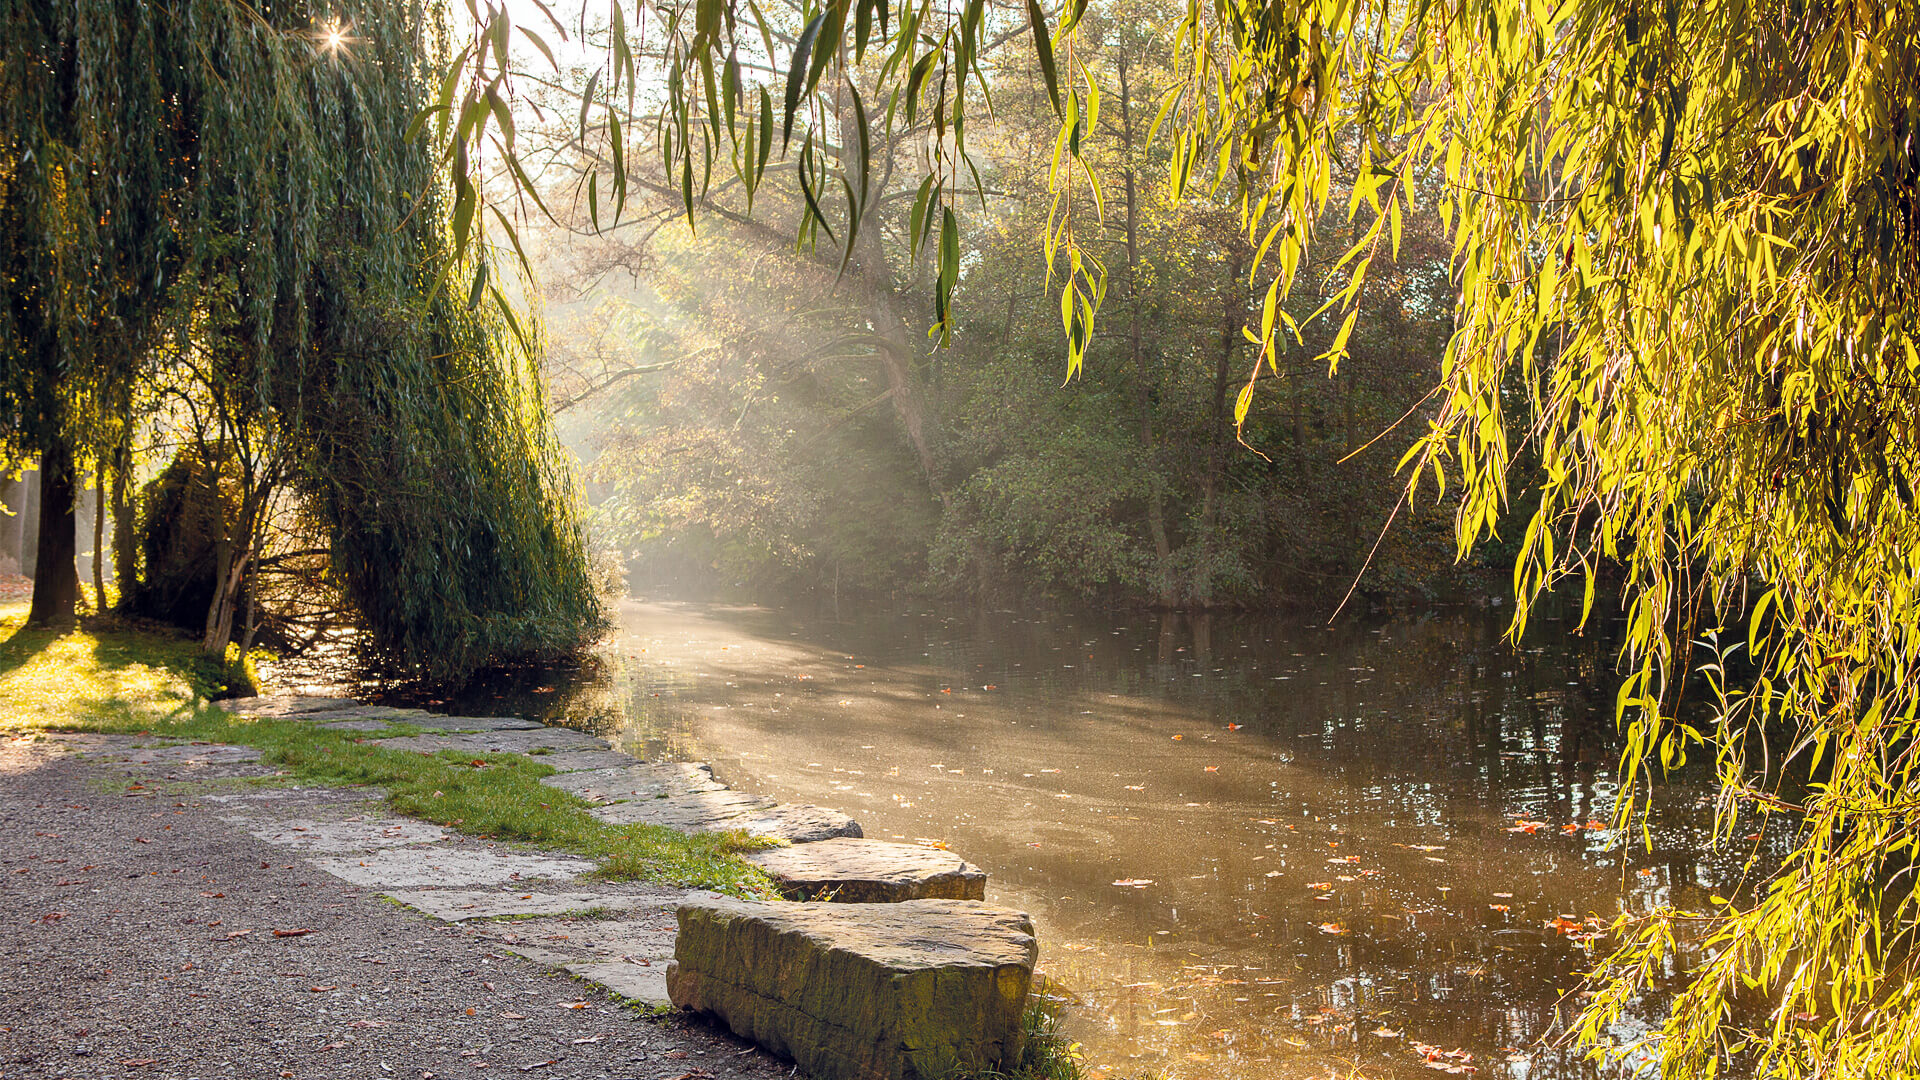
[0,604,1088,1080]
[0,605,770,892]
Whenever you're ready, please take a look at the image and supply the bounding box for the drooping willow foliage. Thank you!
[437,0,1920,1074]
[0,0,605,679]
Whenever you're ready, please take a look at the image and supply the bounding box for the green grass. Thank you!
[0,603,774,894]
[955,1004,1093,1080]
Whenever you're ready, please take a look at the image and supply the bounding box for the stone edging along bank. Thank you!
[215,695,1043,1079]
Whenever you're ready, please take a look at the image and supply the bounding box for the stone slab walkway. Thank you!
[6,695,1021,1077]
[0,731,795,1080]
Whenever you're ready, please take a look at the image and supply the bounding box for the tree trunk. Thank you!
[111,434,136,608]
[1116,55,1175,604]
[92,456,107,613]
[27,430,80,629]
[1199,246,1248,536]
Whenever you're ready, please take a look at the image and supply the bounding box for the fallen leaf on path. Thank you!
[557,1000,589,1009]
[311,985,337,992]
[274,928,314,937]
[570,1034,606,1044]
[121,1059,157,1067]
[348,1020,391,1028]
[223,929,252,940]
[520,1062,555,1071]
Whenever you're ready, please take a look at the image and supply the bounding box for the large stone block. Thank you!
[668,898,1036,1080]
[747,839,985,902]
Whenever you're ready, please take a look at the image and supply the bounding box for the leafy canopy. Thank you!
[442,0,1920,1072]
[0,0,606,678]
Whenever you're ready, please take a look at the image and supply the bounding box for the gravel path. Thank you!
[0,733,796,1080]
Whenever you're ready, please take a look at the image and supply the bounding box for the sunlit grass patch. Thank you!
[0,606,772,895]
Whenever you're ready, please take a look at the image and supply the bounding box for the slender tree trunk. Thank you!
[1116,55,1174,604]
[1199,246,1247,537]
[92,456,107,613]
[111,434,135,608]
[27,429,80,629]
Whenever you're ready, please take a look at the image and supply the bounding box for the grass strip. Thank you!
[0,604,772,894]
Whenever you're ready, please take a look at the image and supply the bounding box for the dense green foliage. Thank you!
[446,0,1920,1074]
[0,0,605,677]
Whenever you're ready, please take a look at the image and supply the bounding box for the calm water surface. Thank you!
[431,599,1778,1080]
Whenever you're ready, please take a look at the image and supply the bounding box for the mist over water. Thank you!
[433,599,1783,1080]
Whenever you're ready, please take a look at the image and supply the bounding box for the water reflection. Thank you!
[420,600,1783,1080]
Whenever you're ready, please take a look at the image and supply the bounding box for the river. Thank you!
[423,599,1781,1080]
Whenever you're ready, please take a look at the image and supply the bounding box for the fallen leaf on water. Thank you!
[1506,820,1548,834]
[1489,904,1511,913]
[1545,915,1585,934]
[1306,882,1333,890]
[1204,765,1220,773]
[1318,923,1347,935]
[274,928,314,937]
[1264,870,1284,878]
[1111,879,1154,888]
[1561,823,1581,834]
[1171,735,1184,741]
[1123,785,1145,791]
[1374,1028,1402,1038]
[1226,723,1242,731]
